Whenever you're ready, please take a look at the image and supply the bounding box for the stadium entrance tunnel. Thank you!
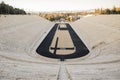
[36,23,89,61]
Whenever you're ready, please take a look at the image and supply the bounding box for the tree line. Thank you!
[95,6,120,14]
[39,13,80,22]
[0,1,26,14]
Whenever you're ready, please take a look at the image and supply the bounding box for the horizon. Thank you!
[0,0,120,12]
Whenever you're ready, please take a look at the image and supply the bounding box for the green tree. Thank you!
[0,1,26,14]
[111,6,116,14]
[105,9,111,14]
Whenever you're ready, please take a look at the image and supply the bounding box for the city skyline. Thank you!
[0,0,120,12]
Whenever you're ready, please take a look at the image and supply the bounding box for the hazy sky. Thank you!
[0,0,120,12]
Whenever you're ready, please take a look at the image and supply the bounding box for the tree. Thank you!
[0,1,26,14]
[111,6,117,14]
[105,9,111,14]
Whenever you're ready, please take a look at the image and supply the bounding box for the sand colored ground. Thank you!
[50,24,75,55]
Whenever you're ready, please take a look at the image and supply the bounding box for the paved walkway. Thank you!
[57,62,72,80]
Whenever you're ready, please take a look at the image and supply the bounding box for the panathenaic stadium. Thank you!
[0,15,120,80]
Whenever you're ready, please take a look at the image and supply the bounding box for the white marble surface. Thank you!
[0,15,120,80]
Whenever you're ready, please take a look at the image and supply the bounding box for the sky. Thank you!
[0,0,120,12]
